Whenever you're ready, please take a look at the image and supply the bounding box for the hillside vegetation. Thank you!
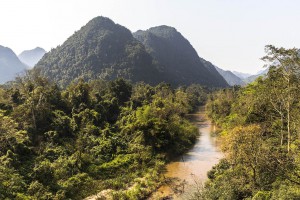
[197,46,300,200]
[0,72,206,199]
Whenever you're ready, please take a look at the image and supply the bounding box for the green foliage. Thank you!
[200,46,300,199]
[0,74,206,199]
[0,163,26,199]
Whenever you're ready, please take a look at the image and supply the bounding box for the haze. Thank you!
[1,0,300,74]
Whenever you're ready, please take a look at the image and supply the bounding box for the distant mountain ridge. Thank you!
[214,66,245,86]
[0,45,27,84]
[133,26,228,87]
[18,47,46,68]
[233,71,251,79]
[243,67,269,84]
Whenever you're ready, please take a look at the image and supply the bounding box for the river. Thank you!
[150,108,223,199]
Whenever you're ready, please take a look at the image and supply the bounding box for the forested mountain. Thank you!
[35,17,160,87]
[214,66,245,86]
[35,17,228,88]
[133,26,228,87]
[0,45,27,84]
[18,47,46,68]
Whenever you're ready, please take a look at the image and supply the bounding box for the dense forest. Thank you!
[2,43,300,200]
[0,70,207,199]
[197,46,300,199]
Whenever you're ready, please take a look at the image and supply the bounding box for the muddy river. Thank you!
[150,108,223,199]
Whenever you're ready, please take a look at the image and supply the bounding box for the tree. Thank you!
[0,110,28,157]
[223,125,267,188]
[262,45,300,152]
[108,78,132,106]
[65,78,91,111]
[0,163,26,199]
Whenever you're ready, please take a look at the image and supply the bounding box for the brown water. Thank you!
[150,109,223,199]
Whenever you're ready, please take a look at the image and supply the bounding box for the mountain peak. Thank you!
[35,17,159,87]
[84,16,117,30]
[133,26,228,87]
[18,47,46,55]
[83,16,130,35]
[89,16,115,24]
[0,45,7,49]
[0,45,27,83]
[149,25,177,32]
[33,47,46,52]
[147,26,182,39]
[0,45,16,56]
[34,17,228,88]
[18,47,46,68]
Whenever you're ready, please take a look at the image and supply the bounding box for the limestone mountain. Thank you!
[214,66,245,86]
[0,45,27,84]
[18,47,46,68]
[35,17,228,88]
[35,16,160,87]
[133,26,228,87]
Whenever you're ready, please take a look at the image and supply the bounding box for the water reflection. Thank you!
[151,110,223,199]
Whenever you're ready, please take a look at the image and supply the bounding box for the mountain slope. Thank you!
[244,67,269,84]
[214,66,245,86]
[0,45,27,84]
[35,17,160,87]
[18,47,46,68]
[133,26,228,87]
[232,71,251,79]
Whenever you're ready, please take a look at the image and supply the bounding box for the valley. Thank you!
[1,3,299,199]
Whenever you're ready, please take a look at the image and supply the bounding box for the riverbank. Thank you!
[149,108,223,199]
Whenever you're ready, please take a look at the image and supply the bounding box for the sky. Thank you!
[1,0,300,74]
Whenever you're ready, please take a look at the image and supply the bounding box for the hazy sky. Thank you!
[1,0,300,74]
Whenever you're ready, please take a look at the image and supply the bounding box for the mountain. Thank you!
[244,67,269,84]
[35,17,160,87]
[214,66,245,86]
[35,17,228,88]
[18,47,46,68]
[0,45,27,84]
[133,26,228,87]
[232,71,252,79]
[256,68,269,75]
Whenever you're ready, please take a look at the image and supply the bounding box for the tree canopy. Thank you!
[0,73,206,199]
[200,46,300,200]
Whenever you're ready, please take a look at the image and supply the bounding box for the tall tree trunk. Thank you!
[31,107,37,130]
[287,79,291,153]
[281,113,284,146]
[287,100,290,152]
